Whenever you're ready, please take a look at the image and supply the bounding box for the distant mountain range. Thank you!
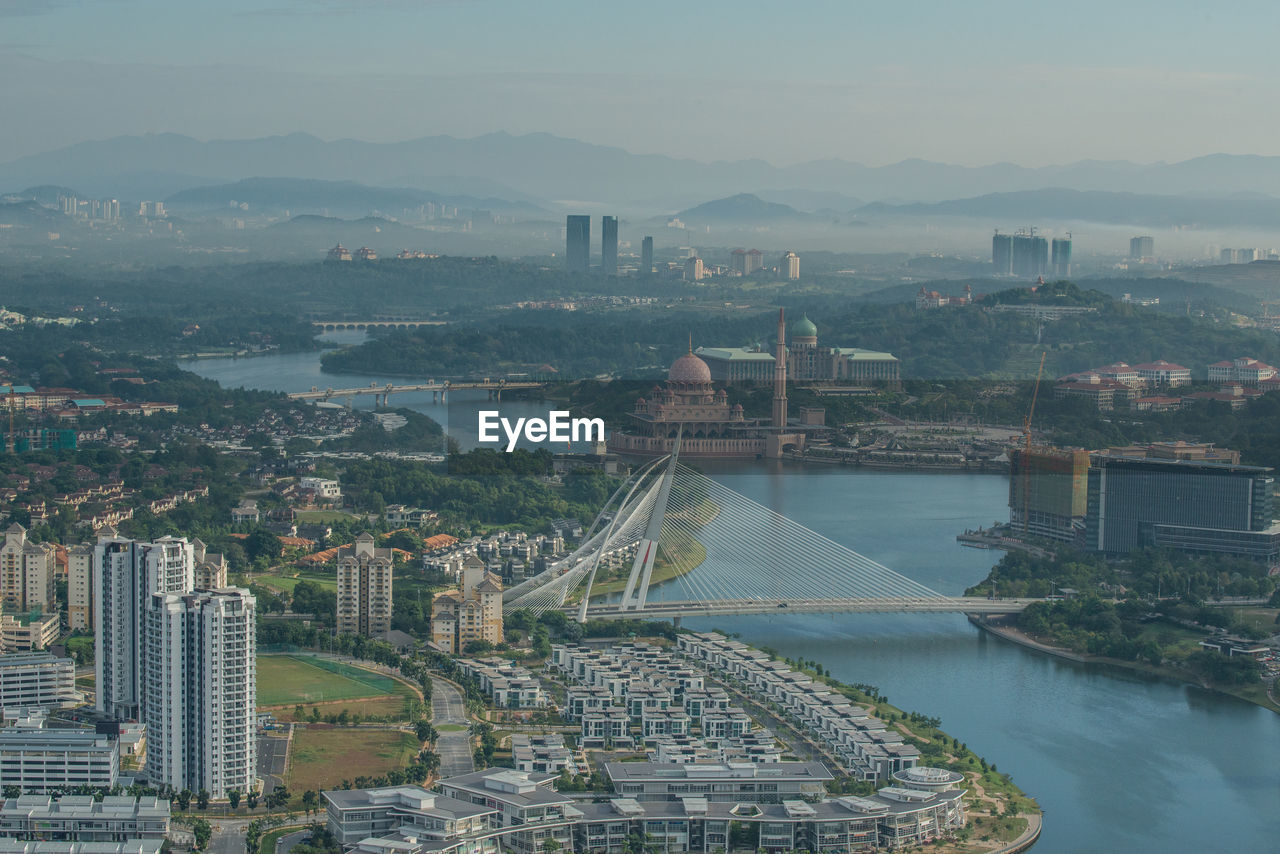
[9,131,1280,209]
[674,193,811,224]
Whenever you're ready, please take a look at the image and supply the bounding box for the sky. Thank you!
[3,0,1279,167]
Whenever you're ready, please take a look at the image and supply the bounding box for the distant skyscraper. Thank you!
[1051,237,1072,278]
[95,534,194,720]
[1130,236,1154,260]
[992,232,1013,274]
[1011,232,1048,277]
[641,236,654,274]
[566,215,590,273]
[144,588,255,799]
[601,216,618,275]
[781,251,800,280]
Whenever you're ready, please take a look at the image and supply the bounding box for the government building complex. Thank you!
[608,312,898,460]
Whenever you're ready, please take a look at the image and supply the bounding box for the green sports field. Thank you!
[257,654,400,707]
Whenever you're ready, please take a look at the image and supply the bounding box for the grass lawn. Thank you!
[286,727,419,792]
[295,510,359,523]
[258,655,401,707]
[257,824,309,854]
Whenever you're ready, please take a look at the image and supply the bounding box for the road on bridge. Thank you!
[578,596,1041,620]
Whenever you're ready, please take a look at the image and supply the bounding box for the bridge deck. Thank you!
[578,596,1038,619]
[287,381,544,400]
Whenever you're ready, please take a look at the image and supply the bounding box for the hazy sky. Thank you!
[4,0,1279,166]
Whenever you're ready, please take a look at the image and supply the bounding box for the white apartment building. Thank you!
[67,545,93,632]
[143,588,256,799]
[0,524,56,615]
[95,535,195,720]
[336,533,393,637]
[0,652,78,710]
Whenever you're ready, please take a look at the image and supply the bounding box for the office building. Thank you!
[143,588,256,799]
[1130,235,1154,260]
[431,556,502,654]
[1085,455,1280,561]
[601,215,618,275]
[67,545,93,632]
[992,232,1013,274]
[0,652,78,710]
[565,215,590,273]
[0,524,56,616]
[1208,356,1277,386]
[781,250,800,280]
[336,533,393,637]
[1009,447,1090,542]
[1051,236,1072,277]
[640,236,654,274]
[603,761,834,803]
[323,786,496,849]
[1011,232,1048,276]
[682,256,704,281]
[0,794,170,841]
[435,768,577,853]
[0,730,118,793]
[95,535,195,720]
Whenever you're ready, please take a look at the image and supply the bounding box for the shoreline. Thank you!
[968,614,1280,714]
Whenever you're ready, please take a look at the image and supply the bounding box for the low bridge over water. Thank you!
[288,380,544,405]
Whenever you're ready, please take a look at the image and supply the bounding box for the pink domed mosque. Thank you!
[608,311,808,459]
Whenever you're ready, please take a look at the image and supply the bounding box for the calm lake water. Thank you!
[185,340,1280,854]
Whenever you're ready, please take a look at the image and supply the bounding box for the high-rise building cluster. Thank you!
[94,532,256,799]
[993,228,1070,277]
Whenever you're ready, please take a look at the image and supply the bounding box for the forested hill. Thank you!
[320,285,1280,382]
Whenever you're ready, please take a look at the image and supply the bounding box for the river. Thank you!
[185,337,1280,854]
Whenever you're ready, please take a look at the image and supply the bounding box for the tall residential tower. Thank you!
[565,215,590,273]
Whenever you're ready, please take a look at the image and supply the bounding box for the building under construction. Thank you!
[1008,445,1090,542]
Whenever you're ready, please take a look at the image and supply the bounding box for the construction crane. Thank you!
[1020,352,1046,534]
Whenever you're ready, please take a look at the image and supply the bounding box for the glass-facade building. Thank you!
[1085,456,1278,562]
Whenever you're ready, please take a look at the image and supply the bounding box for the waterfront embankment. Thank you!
[969,614,1279,713]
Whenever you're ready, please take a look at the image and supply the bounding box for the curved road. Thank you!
[431,678,474,777]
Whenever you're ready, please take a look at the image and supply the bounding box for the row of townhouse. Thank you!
[677,632,921,782]
[324,765,966,854]
[455,659,547,709]
[551,643,778,761]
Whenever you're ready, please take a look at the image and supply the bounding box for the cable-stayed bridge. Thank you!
[505,439,1038,620]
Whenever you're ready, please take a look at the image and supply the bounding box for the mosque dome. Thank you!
[792,315,818,338]
[669,352,712,385]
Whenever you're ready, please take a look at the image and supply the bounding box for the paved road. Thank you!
[208,820,249,854]
[258,727,291,794]
[275,829,312,854]
[431,679,474,777]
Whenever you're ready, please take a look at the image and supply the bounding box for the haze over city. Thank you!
[6,0,1280,167]
[1,5,1279,854]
